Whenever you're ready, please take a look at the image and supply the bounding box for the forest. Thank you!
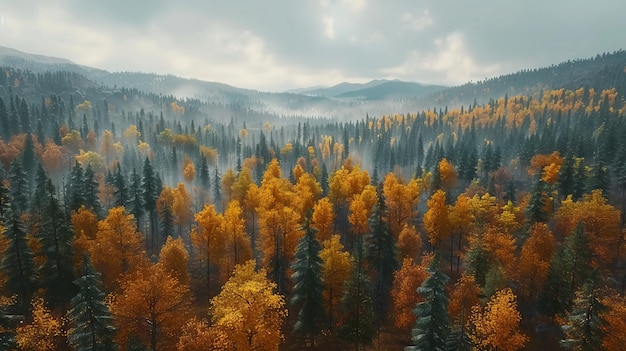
[0,50,625,351]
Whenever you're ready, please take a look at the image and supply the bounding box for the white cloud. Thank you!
[402,10,433,32]
[323,16,336,39]
[382,32,501,85]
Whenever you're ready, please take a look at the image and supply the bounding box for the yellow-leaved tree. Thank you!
[16,298,63,351]
[159,236,190,285]
[210,260,287,351]
[469,288,527,351]
[319,234,352,332]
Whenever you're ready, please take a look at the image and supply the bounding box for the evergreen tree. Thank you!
[83,164,103,217]
[365,194,399,322]
[587,162,609,195]
[213,167,222,207]
[8,160,29,215]
[0,166,10,221]
[198,156,210,190]
[21,133,36,186]
[67,257,117,351]
[290,214,326,339]
[560,279,606,350]
[558,156,576,198]
[67,161,85,213]
[407,257,450,351]
[142,158,159,254]
[129,167,144,227]
[525,178,549,224]
[39,179,75,307]
[113,165,129,209]
[0,97,9,141]
[1,209,37,311]
[339,263,375,348]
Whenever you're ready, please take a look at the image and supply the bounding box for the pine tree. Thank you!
[8,160,29,215]
[0,166,10,221]
[142,158,159,254]
[560,279,606,350]
[365,194,399,322]
[407,257,450,351]
[67,161,85,213]
[290,214,326,340]
[67,257,117,351]
[113,165,129,209]
[129,167,144,227]
[198,156,210,191]
[525,178,549,224]
[339,262,375,348]
[1,209,37,311]
[213,167,222,207]
[83,164,103,217]
[39,179,75,307]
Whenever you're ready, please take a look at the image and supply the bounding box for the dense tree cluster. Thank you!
[0,52,625,350]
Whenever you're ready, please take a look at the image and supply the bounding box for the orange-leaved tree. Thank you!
[159,236,190,286]
[15,298,63,351]
[312,197,335,243]
[87,206,146,291]
[191,204,225,290]
[319,234,352,332]
[383,173,420,237]
[110,263,190,351]
[518,223,554,300]
[390,257,428,333]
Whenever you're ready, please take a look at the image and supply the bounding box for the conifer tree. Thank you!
[290,214,325,339]
[1,208,37,311]
[39,179,75,307]
[67,161,85,213]
[0,166,9,221]
[8,160,29,215]
[67,257,117,351]
[365,194,399,322]
[339,262,375,348]
[142,158,159,254]
[526,178,549,224]
[83,164,103,217]
[113,165,129,209]
[561,279,606,350]
[407,256,450,351]
[129,167,144,227]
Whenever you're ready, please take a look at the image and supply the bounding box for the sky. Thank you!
[1,0,625,92]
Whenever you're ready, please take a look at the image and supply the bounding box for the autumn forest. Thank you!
[0,51,626,351]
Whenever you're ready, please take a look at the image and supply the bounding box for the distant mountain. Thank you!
[303,80,390,97]
[337,80,446,100]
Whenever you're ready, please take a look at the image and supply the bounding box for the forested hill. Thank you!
[424,50,626,108]
[0,48,625,351]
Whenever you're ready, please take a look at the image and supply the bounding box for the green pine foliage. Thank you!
[407,257,450,351]
[560,280,606,350]
[290,215,326,338]
[1,209,37,311]
[339,263,375,348]
[39,179,76,307]
[67,257,117,351]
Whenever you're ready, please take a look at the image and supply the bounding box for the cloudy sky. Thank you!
[1,0,624,91]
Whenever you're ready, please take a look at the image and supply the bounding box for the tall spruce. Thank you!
[129,167,144,228]
[560,278,606,350]
[67,257,117,351]
[83,164,103,217]
[1,208,37,311]
[8,159,29,215]
[142,158,159,254]
[290,214,326,339]
[407,256,450,351]
[39,179,76,308]
[365,193,399,323]
[339,261,375,349]
[113,165,129,209]
[67,161,85,213]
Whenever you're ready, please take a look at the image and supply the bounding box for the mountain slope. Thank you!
[303,80,390,97]
[337,80,446,100]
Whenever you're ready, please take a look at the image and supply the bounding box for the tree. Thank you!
[382,173,420,237]
[8,159,29,215]
[15,298,62,351]
[210,260,287,351]
[447,273,481,351]
[159,236,190,286]
[176,318,233,351]
[67,161,85,213]
[66,257,117,351]
[397,224,422,261]
[469,288,527,351]
[406,257,449,351]
[83,164,103,217]
[2,207,37,311]
[88,207,145,290]
[518,223,554,300]
[339,260,375,348]
[560,281,606,351]
[221,200,252,280]
[110,263,190,351]
[112,165,129,209]
[424,190,451,249]
[129,167,144,228]
[191,204,224,290]
[142,158,160,255]
[601,294,626,351]
[319,235,352,332]
[39,179,75,307]
[366,194,399,323]
[311,197,335,242]
[525,178,550,224]
[172,183,191,238]
[391,258,429,331]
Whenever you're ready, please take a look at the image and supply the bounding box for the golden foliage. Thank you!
[210,260,287,351]
[391,258,428,329]
[448,273,481,327]
[319,235,352,329]
[424,190,451,247]
[469,289,527,351]
[383,173,420,237]
[397,224,422,261]
[312,197,335,243]
[16,298,63,351]
[159,236,190,285]
[110,263,190,351]
[177,318,233,351]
